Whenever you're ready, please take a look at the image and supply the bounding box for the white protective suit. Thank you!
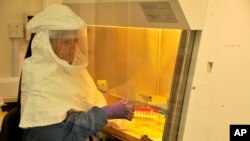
[19,4,107,128]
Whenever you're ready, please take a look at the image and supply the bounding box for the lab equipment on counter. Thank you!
[107,104,166,140]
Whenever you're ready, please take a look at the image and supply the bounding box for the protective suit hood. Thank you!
[27,4,88,70]
[27,4,84,32]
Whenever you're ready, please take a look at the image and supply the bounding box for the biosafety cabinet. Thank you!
[62,0,208,140]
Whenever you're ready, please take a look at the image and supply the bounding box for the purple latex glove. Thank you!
[102,99,134,121]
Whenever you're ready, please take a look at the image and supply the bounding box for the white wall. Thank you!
[0,0,43,77]
[0,0,63,77]
[181,0,250,141]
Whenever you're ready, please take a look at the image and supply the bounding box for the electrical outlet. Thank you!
[9,23,24,38]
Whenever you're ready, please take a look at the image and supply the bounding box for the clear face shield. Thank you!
[49,29,88,66]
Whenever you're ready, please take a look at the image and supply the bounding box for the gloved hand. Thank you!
[102,99,134,121]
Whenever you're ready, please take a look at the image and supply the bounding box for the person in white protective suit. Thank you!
[19,4,133,141]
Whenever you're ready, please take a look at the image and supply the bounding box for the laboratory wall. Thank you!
[0,0,65,78]
[180,0,250,141]
[0,0,43,77]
